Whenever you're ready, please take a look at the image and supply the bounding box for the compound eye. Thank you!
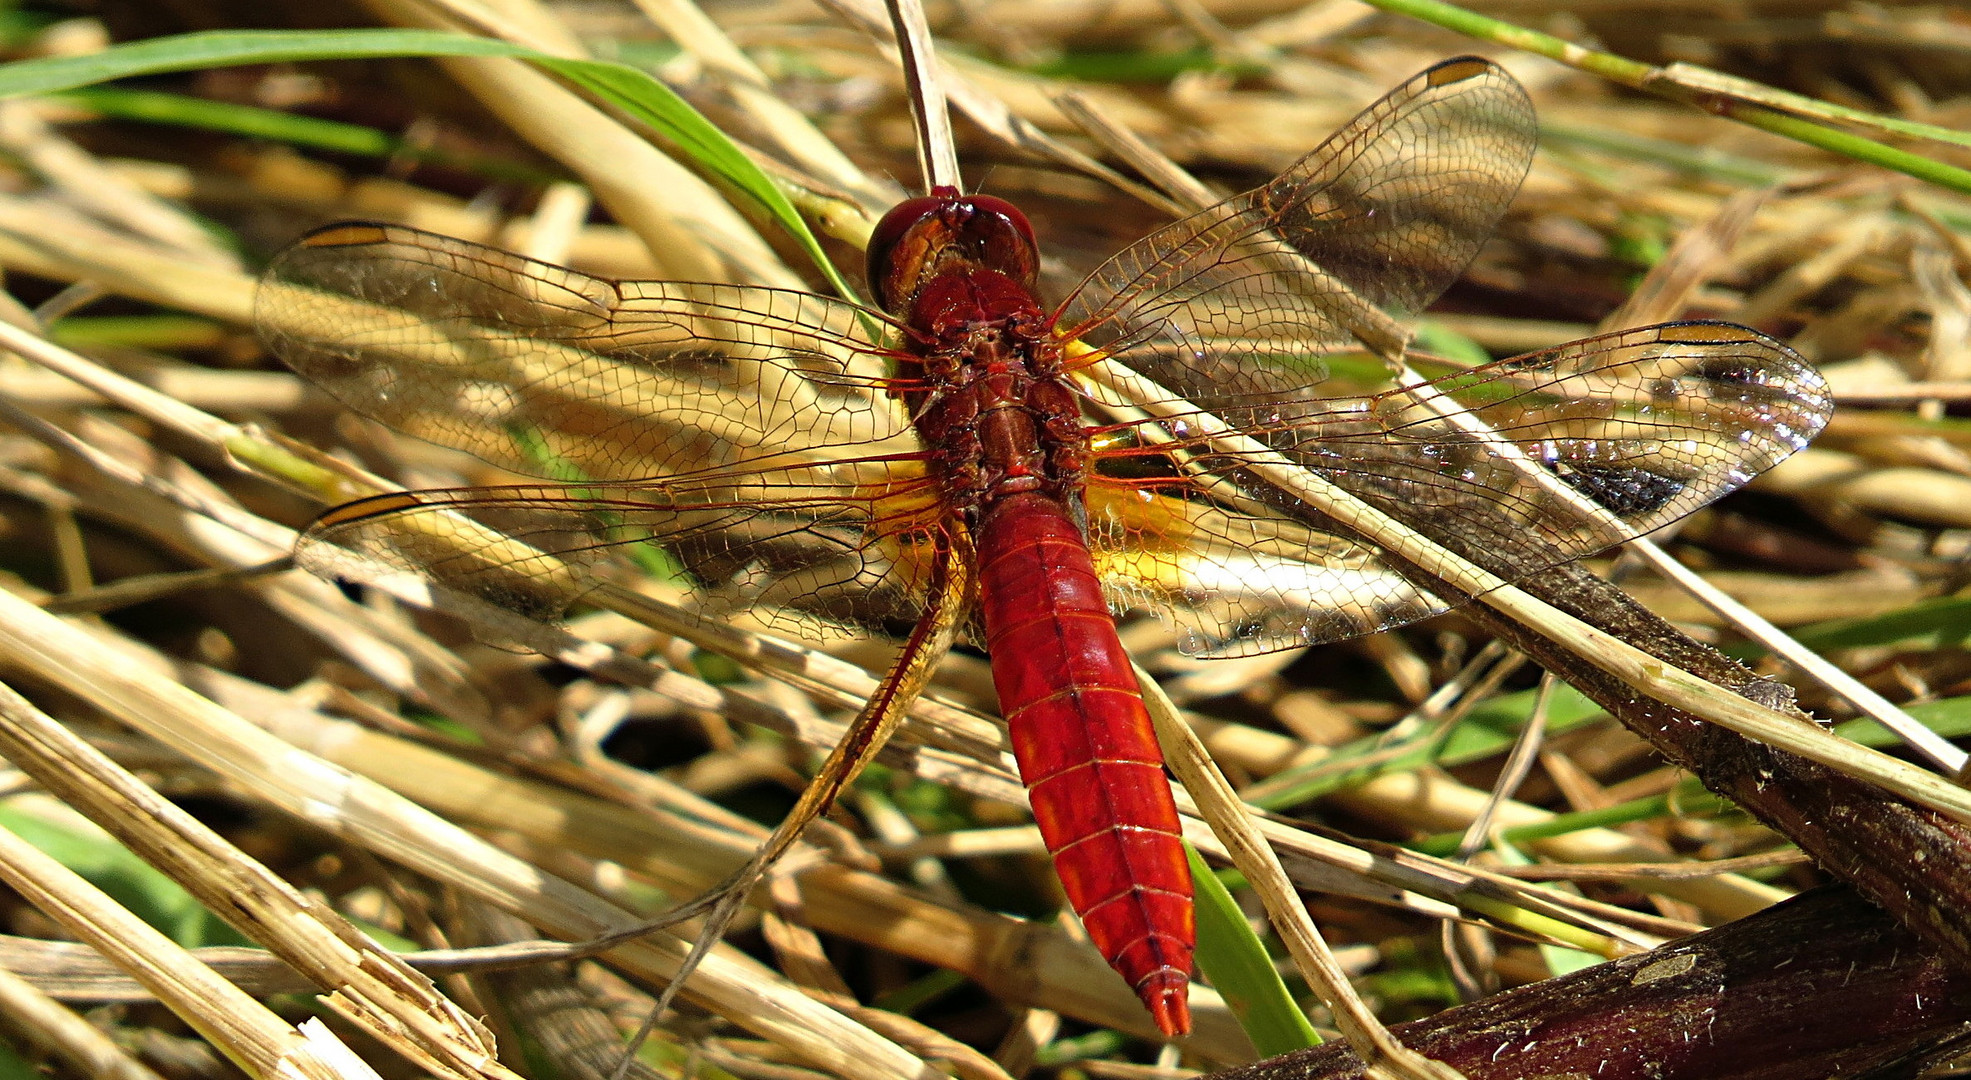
[959,195,1039,292]
[866,193,950,315]
[964,195,1037,254]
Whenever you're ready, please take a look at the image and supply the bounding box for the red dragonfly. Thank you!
[257,57,1830,1036]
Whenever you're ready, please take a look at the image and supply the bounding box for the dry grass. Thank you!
[0,0,1963,1078]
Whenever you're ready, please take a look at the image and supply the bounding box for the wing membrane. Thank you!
[258,222,913,485]
[1056,56,1536,413]
[1086,323,1832,655]
[1309,322,1831,569]
[296,469,949,642]
[1086,484,1440,657]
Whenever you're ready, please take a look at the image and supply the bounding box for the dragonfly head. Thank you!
[867,186,1039,317]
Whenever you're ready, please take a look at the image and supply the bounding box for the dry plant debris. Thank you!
[0,0,1960,1078]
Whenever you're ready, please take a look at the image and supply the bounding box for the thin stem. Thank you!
[1359,0,1971,197]
[1722,102,1971,194]
[884,0,959,193]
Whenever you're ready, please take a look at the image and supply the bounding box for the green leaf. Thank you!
[1835,695,1971,748]
[1412,320,1493,367]
[1485,840,1604,976]
[1031,1029,1126,1066]
[1541,120,1783,187]
[531,55,857,299]
[65,86,401,152]
[49,314,228,349]
[870,967,966,1015]
[0,806,245,948]
[1443,683,1605,764]
[1788,597,1971,651]
[1248,682,1605,809]
[0,29,523,95]
[1409,779,1732,857]
[1188,845,1321,1056]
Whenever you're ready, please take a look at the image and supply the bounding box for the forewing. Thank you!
[1088,323,1831,656]
[1056,57,1536,413]
[295,470,948,644]
[257,222,911,485]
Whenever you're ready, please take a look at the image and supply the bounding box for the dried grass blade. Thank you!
[816,0,1176,211]
[0,677,517,1079]
[0,769,375,1078]
[885,0,959,192]
[0,589,936,1080]
[625,0,890,206]
[0,962,167,1080]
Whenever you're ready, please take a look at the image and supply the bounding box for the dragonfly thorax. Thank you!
[904,317,1088,529]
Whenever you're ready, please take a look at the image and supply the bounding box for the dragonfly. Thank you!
[255,56,1831,1037]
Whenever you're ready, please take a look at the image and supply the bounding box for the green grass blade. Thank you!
[1481,840,1606,976]
[1188,845,1321,1056]
[1658,63,1971,151]
[0,805,245,947]
[532,56,857,299]
[1541,120,1786,187]
[1412,319,1492,367]
[1837,696,1971,748]
[1410,781,1731,857]
[1723,103,1971,195]
[1352,0,1971,197]
[0,28,523,95]
[65,86,399,153]
[1788,597,1971,652]
[48,314,228,349]
[1245,682,1605,809]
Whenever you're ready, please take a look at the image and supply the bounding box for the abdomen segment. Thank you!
[974,491,1195,1036]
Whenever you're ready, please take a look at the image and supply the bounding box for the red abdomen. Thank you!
[974,490,1195,1036]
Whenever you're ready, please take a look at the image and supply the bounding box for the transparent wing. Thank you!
[1055,56,1537,414]
[257,222,913,485]
[1085,323,1832,656]
[1086,483,1442,658]
[293,468,951,643]
[258,222,955,640]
